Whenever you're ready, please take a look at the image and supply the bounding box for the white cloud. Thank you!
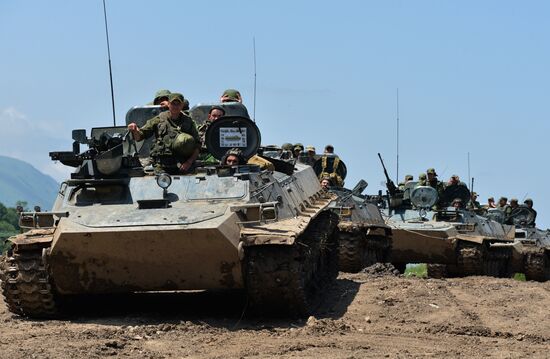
[0,107,73,181]
[39,161,72,183]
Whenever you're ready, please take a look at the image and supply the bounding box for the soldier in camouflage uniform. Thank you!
[281,143,293,160]
[426,168,445,197]
[398,174,414,190]
[497,197,512,217]
[416,173,427,187]
[197,106,225,165]
[524,198,537,225]
[467,192,482,210]
[147,89,171,107]
[220,89,242,103]
[302,145,317,166]
[128,93,200,173]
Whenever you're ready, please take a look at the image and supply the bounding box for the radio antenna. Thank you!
[467,152,471,190]
[396,88,400,183]
[102,0,116,126]
[252,36,257,122]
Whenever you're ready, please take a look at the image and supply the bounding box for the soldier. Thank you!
[320,177,332,191]
[220,89,242,103]
[448,174,460,186]
[497,196,512,217]
[486,197,496,208]
[467,192,482,210]
[221,148,245,166]
[524,198,537,225]
[293,143,304,159]
[510,198,519,210]
[128,93,200,173]
[280,143,293,160]
[147,89,171,107]
[196,106,225,165]
[426,168,445,196]
[324,144,334,154]
[302,145,317,166]
[198,106,225,145]
[452,198,463,209]
[416,173,427,186]
[398,174,414,190]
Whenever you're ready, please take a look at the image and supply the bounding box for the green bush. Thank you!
[404,263,427,278]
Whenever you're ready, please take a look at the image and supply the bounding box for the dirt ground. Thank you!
[1,271,549,358]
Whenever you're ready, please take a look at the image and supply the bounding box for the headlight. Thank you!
[156,173,172,189]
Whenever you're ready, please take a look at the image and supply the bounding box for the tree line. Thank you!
[0,201,26,254]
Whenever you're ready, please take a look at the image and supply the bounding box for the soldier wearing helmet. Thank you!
[524,198,537,225]
[497,196,512,217]
[220,89,242,103]
[148,89,171,107]
[221,148,245,166]
[128,93,200,173]
[416,173,427,187]
[398,174,414,190]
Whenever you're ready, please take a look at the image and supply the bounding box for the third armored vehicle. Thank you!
[492,205,550,281]
[376,154,515,278]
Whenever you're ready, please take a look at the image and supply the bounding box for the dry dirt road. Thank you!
[1,270,549,358]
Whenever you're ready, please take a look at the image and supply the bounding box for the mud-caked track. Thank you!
[0,246,57,318]
[245,211,339,316]
[524,249,550,282]
[338,229,391,273]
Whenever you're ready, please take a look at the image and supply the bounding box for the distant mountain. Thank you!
[0,156,59,210]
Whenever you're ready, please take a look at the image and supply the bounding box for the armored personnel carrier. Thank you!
[491,206,550,281]
[0,105,339,318]
[311,155,391,273]
[376,155,515,278]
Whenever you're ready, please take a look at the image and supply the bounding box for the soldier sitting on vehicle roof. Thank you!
[426,168,445,197]
[524,198,537,226]
[398,174,414,191]
[497,196,512,217]
[467,192,482,211]
[147,89,171,107]
[220,89,243,103]
[128,93,200,174]
[416,173,427,187]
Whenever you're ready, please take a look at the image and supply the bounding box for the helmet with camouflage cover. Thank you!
[171,133,197,157]
[153,89,171,105]
[281,143,293,151]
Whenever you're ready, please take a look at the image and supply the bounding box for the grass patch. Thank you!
[513,273,526,281]
[405,263,427,278]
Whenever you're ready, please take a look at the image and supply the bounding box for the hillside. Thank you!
[0,156,59,210]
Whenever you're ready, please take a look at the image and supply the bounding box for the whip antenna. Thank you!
[467,152,471,190]
[253,37,257,122]
[102,0,116,126]
[396,88,400,183]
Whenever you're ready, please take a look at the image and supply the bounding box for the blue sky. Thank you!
[1,1,549,227]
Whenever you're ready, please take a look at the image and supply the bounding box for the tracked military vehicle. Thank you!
[0,105,339,318]
[311,155,391,273]
[376,154,515,278]
[491,206,550,281]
